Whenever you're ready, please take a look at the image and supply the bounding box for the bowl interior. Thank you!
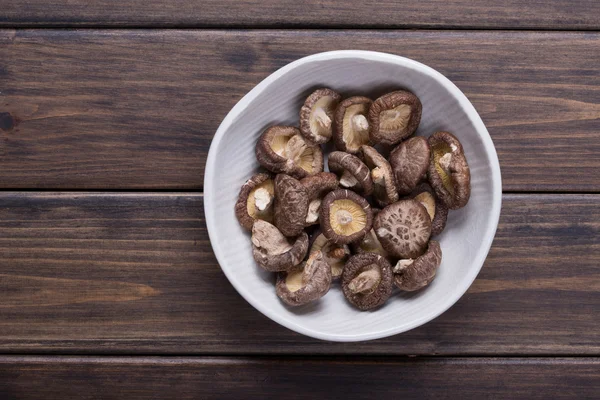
[205,51,501,342]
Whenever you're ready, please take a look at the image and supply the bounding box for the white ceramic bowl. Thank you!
[205,50,502,342]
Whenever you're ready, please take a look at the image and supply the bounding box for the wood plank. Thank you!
[0,193,598,355]
[1,30,599,191]
[1,1,599,29]
[0,356,598,399]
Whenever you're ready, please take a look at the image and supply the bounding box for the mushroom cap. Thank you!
[255,125,324,179]
[299,88,342,145]
[274,174,310,237]
[300,172,339,200]
[368,90,422,145]
[374,199,432,259]
[309,230,351,280]
[342,253,393,311]
[389,136,430,195]
[409,182,448,236]
[234,172,274,231]
[394,240,442,291]
[251,220,309,272]
[320,189,373,245]
[333,96,372,153]
[428,131,471,209]
[327,151,374,196]
[359,145,399,207]
[276,250,332,306]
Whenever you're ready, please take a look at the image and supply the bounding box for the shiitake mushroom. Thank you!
[328,151,373,196]
[393,240,442,291]
[234,173,275,231]
[251,220,309,272]
[300,172,339,226]
[273,174,309,237]
[276,250,332,306]
[309,230,351,280]
[333,96,372,154]
[359,145,399,207]
[389,136,430,195]
[299,88,341,145]
[320,189,373,245]
[369,90,422,146]
[409,183,448,236]
[342,253,393,311]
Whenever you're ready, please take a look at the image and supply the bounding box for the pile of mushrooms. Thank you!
[236,88,471,311]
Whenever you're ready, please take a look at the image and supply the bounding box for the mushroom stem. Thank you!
[254,188,273,211]
[336,210,353,226]
[371,167,385,185]
[306,199,321,224]
[352,114,369,131]
[348,268,381,294]
[439,152,452,171]
[394,258,414,274]
[327,247,346,259]
[339,170,359,188]
[314,108,332,129]
[284,134,308,161]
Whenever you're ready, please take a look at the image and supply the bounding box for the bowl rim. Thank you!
[204,50,502,342]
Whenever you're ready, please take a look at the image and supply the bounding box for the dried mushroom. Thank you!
[394,240,442,291]
[352,209,389,258]
[299,88,342,145]
[328,151,373,196]
[375,199,431,259]
[320,189,373,245]
[256,126,323,179]
[428,131,471,209]
[235,173,275,231]
[310,231,351,280]
[251,220,309,272]
[410,183,448,236]
[369,90,422,145]
[333,96,372,153]
[300,172,339,226]
[276,250,332,306]
[274,174,309,237]
[342,253,393,311]
[389,136,430,195]
[359,145,398,207]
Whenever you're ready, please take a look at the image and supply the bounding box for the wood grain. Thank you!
[0,356,598,399]
[1,30,599,191]
[0,193,598,355]
[1,0,599,29]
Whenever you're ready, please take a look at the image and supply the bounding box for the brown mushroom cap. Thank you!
[394,240,442,291]
[276,250,332,306]
[333,96,372,153]
[251,220,309,272]
[342,253,393,311]
[309,231,351,280]
[359,145,399,207]
[300,172,339,226]
[428,131,471,209]
[234,173,275,231]
[369,90,422,145]
[327,151,373,196]
[274,174,309,237]
[389,136,430,195]
[299,88,342,145]
[409,183,448,236]
[374,199,432,259]
[320,189,373,245]
[256,125,324,179]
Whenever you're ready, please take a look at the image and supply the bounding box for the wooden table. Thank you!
[1,2,599,398]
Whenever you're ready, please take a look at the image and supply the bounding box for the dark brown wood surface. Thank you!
[1,1,599,29]
[1,30,599,191]
[1,193,597,355]
[0,356,598,399]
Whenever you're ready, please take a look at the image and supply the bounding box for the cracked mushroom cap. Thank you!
[359,145,399,207]
[409,183,448,237]
[274,174,309,237]
[374,199,432,259]
[256,125,324,179]
[352,209,390,258]
[393,240,442,291]
[276,250,332,306]
[235,173,275,231]
[369,90,422,145]
[320,189,373,245]
[389,136,430,195]
[342,253,393,311]
[299,88,342,145]
[300,172,339,226]
[333,96,372,154]
[309,230,351,280]
[428,131,471,210]
[327,151,373,196]
[251,220,309,272]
